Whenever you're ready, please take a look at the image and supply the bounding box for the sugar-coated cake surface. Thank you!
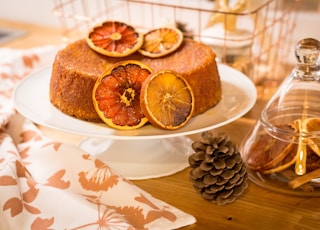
[50,38,221,122]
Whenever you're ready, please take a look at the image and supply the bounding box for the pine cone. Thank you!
[188,131,248,205]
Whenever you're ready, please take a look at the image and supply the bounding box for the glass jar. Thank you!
[240,38,320,196]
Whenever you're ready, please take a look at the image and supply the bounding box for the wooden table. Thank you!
[2,19,320,230]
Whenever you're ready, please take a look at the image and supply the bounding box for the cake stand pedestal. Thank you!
[77,136,194,180]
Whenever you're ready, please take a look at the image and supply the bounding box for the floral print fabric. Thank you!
[0,46,196,230]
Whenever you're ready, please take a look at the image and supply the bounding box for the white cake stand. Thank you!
[13,64,257,180]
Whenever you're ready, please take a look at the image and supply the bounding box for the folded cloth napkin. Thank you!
[0,46,196,229]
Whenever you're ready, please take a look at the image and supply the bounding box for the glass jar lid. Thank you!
[240,38,320,196]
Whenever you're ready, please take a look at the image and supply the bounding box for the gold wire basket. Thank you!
[52,0,299,86]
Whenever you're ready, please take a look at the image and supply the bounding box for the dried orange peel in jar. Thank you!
[140,70,194,130]
[245,124,296,172]
[86,21,143,57]
[247,118,320,189]
[92,60,152,130]
[304,118,320,156]
[138,27,184,58]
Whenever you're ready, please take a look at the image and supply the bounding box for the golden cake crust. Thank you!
[50,38,221,122]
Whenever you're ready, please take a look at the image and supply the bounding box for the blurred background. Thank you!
[0,0,319,86]
[0,0,319,41]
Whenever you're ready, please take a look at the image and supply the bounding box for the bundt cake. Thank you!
[50,38,221,122]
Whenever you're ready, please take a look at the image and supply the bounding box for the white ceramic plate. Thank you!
[13,64,257,140]
[13,64,256,180]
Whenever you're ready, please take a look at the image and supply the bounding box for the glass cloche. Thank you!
[240,38,320,196]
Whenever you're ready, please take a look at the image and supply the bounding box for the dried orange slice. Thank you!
[305,118,320,133]
[86,21,143,57]
[140,70,194,130]
[303,118,320,157]
[138,27,183,58]
[92,60,152,130]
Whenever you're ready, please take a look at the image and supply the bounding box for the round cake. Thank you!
[50,38,221,122]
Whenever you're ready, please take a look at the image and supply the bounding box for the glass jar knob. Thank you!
[294,38,320,79]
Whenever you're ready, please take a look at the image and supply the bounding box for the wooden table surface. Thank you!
[1,19,320,230]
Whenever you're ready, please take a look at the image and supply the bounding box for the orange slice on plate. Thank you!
[86,21,143,57]
[92,60,152,130]
[138,27,183,58]
[140,70,194,130]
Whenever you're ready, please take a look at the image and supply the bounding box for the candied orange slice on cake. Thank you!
[138,27,183,58]
[86,21,143,57]
[140,70,194,130]
[92,60,152,130]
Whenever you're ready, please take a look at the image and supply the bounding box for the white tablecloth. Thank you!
[0,46,196,230]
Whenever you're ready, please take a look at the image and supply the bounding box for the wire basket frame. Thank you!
[52,0,299,84]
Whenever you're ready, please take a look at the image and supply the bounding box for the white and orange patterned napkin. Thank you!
[0,46,196,229]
